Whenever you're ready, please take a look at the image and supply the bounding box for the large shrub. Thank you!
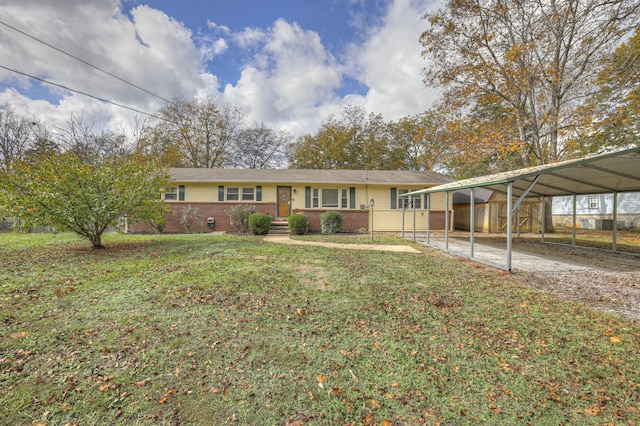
[249,213,271,235]
[229,205,256,233]
[288,214,308,235]
[321,210,343,234]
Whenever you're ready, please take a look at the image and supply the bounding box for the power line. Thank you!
[0,19,175,106]
[0,64,178,125]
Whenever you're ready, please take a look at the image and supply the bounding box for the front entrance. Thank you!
[277,186,292,218]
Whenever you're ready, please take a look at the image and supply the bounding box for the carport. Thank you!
[402,147,640,272]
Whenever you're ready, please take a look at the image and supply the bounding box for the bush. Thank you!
[249,213,272,235]
[288,214,308,235]
[321,210,343,234]
[179,205,203,233]
[229,205,256,233]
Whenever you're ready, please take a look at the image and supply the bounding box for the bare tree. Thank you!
[0,106,38,171]
[146,97,245,168]
[230,123,290,169]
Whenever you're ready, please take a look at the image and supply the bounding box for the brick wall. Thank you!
[293,209,369,233]
[130,202,276,234]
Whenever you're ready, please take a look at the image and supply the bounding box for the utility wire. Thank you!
[0,64,179,125]
[0,19,175,106]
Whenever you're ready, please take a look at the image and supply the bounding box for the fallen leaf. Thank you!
[114,407,122,419]
[317,374,327,383]
[610,336,622,343]
[585,406,601,415]
[11,332,30,339]
[45,394,57,405]
[382,420,393,426]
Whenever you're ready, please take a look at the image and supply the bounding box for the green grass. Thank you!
[1,232,639,425]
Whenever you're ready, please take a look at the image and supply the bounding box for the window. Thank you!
[309,187,351,208]
[242,187,255,201]
[322,188,339,208]
[399,189,421,209]
[341,189,348,208]
[588,195,599,209]
[164,186,178,201]
[226,187,239,201]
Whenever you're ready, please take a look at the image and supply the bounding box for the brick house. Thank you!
[131,168,454,234]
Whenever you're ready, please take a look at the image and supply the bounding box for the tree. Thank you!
[387,111,447,171]
[438,96,527,179]
[421,0,640,166]
[142,97,244,168]
[0,152,170,248]
[0,106,37,172]
[287,106,392,170]
[55,113,134,161]
[230,123,290,169]
[578,27,640,151]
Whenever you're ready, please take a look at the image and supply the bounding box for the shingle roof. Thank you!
[170,168,454,186]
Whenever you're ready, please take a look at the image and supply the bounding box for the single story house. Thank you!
[131,168,454,234]
[553,192,640,230]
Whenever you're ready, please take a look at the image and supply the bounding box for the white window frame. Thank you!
[341,188,348,208]
[242,187,255,201]
[310,187,352,209]
[399,189,421,209]
[226,187,239,201]
[164,186,178,201]
[588,195,599,209]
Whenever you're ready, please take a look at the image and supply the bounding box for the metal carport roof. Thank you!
[404,146,640,199]
[401,146,640,272]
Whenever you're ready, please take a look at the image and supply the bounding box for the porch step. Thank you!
[269,220,290,235]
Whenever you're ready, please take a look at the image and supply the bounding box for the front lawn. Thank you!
[1,232,638,425]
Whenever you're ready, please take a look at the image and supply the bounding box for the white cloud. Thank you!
[0,0,442,138]
[223,19,342,135]
[342,0,442,121]
[0,0,219,130]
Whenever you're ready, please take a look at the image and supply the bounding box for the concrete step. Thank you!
[269,221,290,235]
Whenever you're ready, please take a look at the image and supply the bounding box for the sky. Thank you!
[0,0,442,137]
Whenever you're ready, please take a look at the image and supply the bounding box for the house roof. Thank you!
[403,146,640,199]
[170,168,454,186]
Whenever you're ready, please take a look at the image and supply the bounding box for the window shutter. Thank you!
[349,187,355,209]
[390,188,397,209]
[178,185,185,201]
[256,186,262,202]
[218,186,224,201]
[305,186,311,208]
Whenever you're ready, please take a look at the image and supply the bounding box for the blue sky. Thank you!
[0,0,441,136]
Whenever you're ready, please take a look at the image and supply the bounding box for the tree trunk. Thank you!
[91,234,104,249]
[544,197,555,233]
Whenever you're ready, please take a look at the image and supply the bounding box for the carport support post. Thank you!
[613,192,618,252]
[507,183,513,272]
[412,196,417,242]
[426,193,431,245]
[470,188,475,258]
[445,191,450,251]
[540,196,546,243]
[572,194,577,246]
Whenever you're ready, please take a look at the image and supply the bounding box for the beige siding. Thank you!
[169,182,451,231]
